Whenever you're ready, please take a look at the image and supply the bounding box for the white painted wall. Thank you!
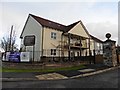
[21,15,43,61]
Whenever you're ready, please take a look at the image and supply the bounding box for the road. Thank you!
[2,68,120,89]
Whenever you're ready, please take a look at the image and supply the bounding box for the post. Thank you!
[33,45,35,62]
[41,27,44,57]
[79,36,82,56]
[103,33,117,66]
[93,49,96,64]
[9,25,13,51]
[88,38,91,56]
[68,33,71,61]
[61,33,64,61]
[89,50,92,64]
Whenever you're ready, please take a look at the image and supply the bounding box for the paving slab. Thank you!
[35,73,68,80]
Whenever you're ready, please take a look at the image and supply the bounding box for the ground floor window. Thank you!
[51,49,56,55]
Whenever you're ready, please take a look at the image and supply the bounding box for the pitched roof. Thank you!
[65,21,80,32]
[90,35,103,43]
[20,14,90,38]
[30,14,66,32]
[30,14,82,33]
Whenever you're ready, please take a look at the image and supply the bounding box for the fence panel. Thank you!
[95,55,103,64]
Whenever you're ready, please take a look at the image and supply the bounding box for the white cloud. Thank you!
[1,0,119,2]
[86,22,118,42]
[0,1,118,48]
[1,3,28,36]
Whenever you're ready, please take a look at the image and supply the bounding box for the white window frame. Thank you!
[51,32,56,39]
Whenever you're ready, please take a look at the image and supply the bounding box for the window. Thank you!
[51,32,56,39]
[97,43,100,49]
[51,49,56,55]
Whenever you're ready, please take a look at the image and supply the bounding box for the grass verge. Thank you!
[0,64,86,72]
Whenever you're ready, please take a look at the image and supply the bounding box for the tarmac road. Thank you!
[2,68,120,89]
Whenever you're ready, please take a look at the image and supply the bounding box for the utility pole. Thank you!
[9,25,13,51]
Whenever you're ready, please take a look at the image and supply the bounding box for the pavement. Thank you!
[1,64,120,81]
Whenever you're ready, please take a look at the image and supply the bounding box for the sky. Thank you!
[0,0,119,49]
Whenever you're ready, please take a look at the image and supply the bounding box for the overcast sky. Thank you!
[0,0,119,49]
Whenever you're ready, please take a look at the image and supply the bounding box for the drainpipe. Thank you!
[41,26,44,58]
[61,33,63,57]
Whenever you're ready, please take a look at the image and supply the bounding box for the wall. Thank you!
[21,15,42,61]
[103,41,117,66]
[43,27,63,56]
[68,22,89,38]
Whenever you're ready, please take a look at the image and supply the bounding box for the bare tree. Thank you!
[1,37,9,52]
[0,25,18,52]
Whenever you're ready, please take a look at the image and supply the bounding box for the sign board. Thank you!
[20,52,30,62]
[24,35,35,46]
[9,52,20,62]
[5,52,10,61]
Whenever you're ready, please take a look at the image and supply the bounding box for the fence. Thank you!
[29,51,41,62]
[40,56,95,64]
[95,55,103,64]
[2,50,95,64]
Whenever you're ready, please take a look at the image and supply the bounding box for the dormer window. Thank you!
[51,32,56,39]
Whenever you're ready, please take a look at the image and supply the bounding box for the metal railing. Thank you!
[2,49,96,64]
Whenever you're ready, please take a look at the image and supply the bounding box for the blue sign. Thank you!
[9,52,20,62]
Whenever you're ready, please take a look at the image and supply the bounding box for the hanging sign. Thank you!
[24,35,35,46]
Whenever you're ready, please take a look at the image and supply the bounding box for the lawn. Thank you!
[0,64,86,72]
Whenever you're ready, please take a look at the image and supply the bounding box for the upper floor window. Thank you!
[51,32,56,39]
